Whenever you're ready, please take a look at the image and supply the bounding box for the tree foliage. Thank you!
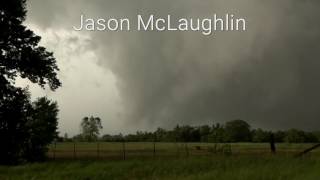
[0,0,61,164]
[71,120,320,144]
[0,94,59,164]
[225,120,251,142]
[24,97,59,162]
[252,128,271,143]
[80,116,103,142]
[0,89,31,164]
[0,0,61,92]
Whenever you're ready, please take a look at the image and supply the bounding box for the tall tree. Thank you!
[225,120,251,142]
[0,0,61,164]
[199,125,211,142]
[24,97,59,162]
[285,129,306,143]
[252,128,271,143]
[81,116,103,142]
[0,0,61,91]
[208,123,227,143]
[0,89,32,164]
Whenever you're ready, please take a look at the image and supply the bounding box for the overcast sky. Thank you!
[21,0,320,135]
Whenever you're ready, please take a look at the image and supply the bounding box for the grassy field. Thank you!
[1,143,320,180]
[47,142,320,159]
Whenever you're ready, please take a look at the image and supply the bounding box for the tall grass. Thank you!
[1,155,319,180]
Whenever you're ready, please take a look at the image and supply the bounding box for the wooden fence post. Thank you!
[73,141,76,159]
[122,139,126,160]
[153,134,156,158]
[296,143,320,157]
[97,142,100,159]
[270,133,276,154]
[53,141,56,160]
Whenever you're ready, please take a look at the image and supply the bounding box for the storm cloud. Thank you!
[26,0,320,133]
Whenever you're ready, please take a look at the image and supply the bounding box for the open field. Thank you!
[1,143,320,180]
[1,155,320,180]
[47,142,320,160]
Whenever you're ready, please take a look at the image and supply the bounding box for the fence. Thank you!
[48,142,320,160]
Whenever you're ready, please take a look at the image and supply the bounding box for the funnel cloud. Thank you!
[25,0,320,134]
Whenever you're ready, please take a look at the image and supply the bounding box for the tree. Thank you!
[0,0,60,91]
[73,134,85,142]
[208,123,227,143]
[173,125,199,142]
[311,131,320,142]
[0,0,61,164]
[304,132,318,143]
[285,129,306,143]
[225,120,251,142]
[155,128,167,142]
[274,131,286,142]
[80,116,103,142]
[252,128,271,142]
[24,97,59,162]
[64,133,69,141]
[0,89,32,164]
[199,125,211,142]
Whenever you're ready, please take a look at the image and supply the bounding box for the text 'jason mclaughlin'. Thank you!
[73,14,247,36]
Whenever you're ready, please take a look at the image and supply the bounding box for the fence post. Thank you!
[270,133,276,154]
[97,142,100,159]
[295,143,320,157]
[122,139,126,160]
[73,141,76,159]
[153,134,156,158]
[185,142,189,157]
[53,141,56,160]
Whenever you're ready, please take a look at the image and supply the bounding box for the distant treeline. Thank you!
[62,120,320,143]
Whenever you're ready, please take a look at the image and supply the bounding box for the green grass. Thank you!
[1,155,320,180]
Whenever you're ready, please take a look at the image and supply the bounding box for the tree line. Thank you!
[65,119,320,143]
[1,0,61,164]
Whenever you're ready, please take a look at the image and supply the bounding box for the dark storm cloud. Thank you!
[27,0,320,130]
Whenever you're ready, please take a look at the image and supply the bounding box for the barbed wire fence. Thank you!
[49,141,236,160]
[48,141,319,160]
